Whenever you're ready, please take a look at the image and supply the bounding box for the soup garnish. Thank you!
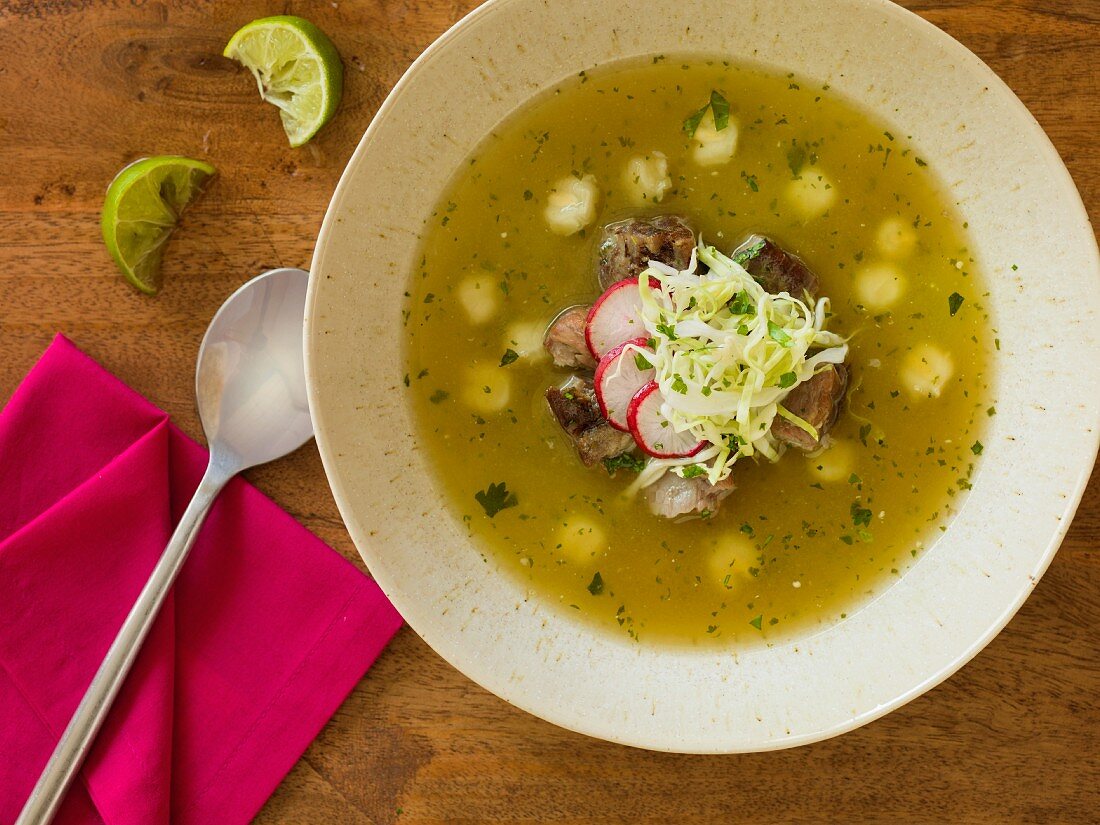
[544,230,851,518]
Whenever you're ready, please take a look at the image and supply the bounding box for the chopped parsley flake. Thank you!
[587,572,605,596]
[948,292,965,316]
[778,371,797,388]
[499,348,519,367]
[767,321,793,347]
[474,481,517,518]
[748,615,763,630]
[971,440,984,455]
[850,501,873,527]
[602,453,646,475]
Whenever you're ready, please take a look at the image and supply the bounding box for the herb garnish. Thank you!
[733,238,766,265]
[948,292,965,316]
[749,615,763,630]
[682,90,731,137]
[429,389,449,404]
[778,371,797,388]
[850,501,873,527]
[587,572,605,596]
[767,321,793,347]
[655,322,678,340]
[681,465,708,479]
[634,352,653,371]
[474,481,518,517]
[971,440,984,455]
[499,348,519,367]
[602,453,646,475]
[710,90,730,131]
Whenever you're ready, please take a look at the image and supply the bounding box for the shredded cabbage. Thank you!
[631,242,848,490]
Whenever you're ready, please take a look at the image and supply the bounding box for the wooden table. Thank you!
[2,1,1097,821]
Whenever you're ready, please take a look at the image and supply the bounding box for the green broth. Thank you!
[404,56,992,647]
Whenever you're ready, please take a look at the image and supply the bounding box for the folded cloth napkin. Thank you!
[0,335,402,825]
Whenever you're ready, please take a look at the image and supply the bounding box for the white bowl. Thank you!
[305,0,1100,752]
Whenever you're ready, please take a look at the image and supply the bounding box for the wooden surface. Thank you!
[1,0,1097,822]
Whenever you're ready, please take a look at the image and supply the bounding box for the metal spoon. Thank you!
[17,267,315,825]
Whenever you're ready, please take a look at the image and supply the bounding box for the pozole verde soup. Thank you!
[405,57,992,647]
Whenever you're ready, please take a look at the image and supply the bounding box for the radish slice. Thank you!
[627,381,705,459]
[585,278,650,360]
[594,337,655,431]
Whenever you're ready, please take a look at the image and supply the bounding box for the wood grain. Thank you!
[0,1,1097,822]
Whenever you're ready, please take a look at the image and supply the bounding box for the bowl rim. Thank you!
[305,0,1100,752]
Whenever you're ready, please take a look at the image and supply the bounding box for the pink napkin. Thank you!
[0,335,402,825]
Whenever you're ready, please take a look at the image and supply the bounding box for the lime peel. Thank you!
[101,156,216,295]
[223,15,343,148]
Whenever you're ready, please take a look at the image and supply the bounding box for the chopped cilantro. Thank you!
[429,389,449,404]
[733,238,766,264]
[682,104,709,137]
[787,141,807,177]
[778,371,797,388]
[710,90,730,131]
[634,352,653,371]
[683,90,731,137]
[474,481,517,517]
[499,348,519,367]
[749,615,763,630]
[851,501,873,527]
[602,453,646,475]
[522,189,533,201]
[971,440,984,455]
[587,571,605,596]
[681,465,708,478]
[671,374,688,394]
[767,321,793,347]
[655,322,678,340]
[948,292,965,316]
[741,171,759,192]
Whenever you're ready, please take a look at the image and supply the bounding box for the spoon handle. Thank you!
[16,458,235,825]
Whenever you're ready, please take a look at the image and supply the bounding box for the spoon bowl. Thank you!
[197,267,314,471]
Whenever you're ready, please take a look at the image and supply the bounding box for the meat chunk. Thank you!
[543,305,597,369]
[598,215,696,289]
[733,234,819,300]
[772,364,849,450]
[546,376,634,466]
[645,472,735,519]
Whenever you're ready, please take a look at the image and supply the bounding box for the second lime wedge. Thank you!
[101,155,216,295]
[223,15,343,148]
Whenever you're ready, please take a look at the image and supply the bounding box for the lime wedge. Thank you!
[101,156,216,295]
[223,15,343,147]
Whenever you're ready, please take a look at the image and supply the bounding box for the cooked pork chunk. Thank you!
[546,376,634,466]
[772,364,849,450]
[544,305,596,369]
[598,215,696,289]
[645,471,736,519]
[733,234,819,300]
